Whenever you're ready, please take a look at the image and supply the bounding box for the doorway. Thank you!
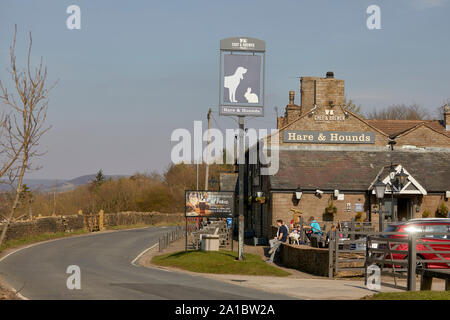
[397,198,413,221]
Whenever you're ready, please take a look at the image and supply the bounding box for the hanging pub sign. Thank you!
[185,190,234,217]
[219,37,265,116]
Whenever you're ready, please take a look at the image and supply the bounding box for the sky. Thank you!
[0,0,449,180]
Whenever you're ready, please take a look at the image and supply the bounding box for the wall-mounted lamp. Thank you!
[315,189,323,198]
[445,191,450,200]
[256,191,264,198]
[334,189,339,198]
[395,168,409,188]
[295,186,303,200]
[388,139,396,151]
[292,186,302,206]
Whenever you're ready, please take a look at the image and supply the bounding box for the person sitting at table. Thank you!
[266,219,288,263]
[326,224,343,244]
[303,216,322,240]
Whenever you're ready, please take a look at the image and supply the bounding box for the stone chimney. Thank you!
[300,71,345,112]
[444,104,450,131]
[283,91,302,125]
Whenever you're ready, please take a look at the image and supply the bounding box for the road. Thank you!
[0,227,292,300]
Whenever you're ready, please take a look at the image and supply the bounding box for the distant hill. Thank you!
[0,174,128,193]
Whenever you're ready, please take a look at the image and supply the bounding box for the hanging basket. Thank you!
[255,196,266,204]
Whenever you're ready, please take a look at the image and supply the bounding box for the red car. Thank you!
[382,218,450,269]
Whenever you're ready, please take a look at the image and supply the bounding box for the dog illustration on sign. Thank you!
[224,66,247,103]
[244,87,258,103]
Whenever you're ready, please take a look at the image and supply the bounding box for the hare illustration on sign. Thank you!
[224,66,258,104]
[244,87,258,103]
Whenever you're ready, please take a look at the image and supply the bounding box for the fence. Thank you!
[365,231,450,291]
[328,231,369,278]
[187,220,231,250]
[327,222,401,278]
[158,226,184,252]
[157,219,231,252]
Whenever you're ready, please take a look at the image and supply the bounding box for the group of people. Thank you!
[266,216,344,263]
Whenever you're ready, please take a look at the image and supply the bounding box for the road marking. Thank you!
[0,226,157,299]
[131,243,158,267]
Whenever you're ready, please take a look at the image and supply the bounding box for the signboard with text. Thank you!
[219,37,265,116]
[283,131,375,144]
[185,191,234,218]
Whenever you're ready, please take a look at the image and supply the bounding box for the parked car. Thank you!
[382,218,450,269]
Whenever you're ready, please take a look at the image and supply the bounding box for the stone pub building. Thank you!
[244,72,450,237]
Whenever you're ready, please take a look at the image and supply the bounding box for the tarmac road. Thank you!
[0,227,293,300]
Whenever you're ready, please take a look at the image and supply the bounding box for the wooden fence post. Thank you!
[364,235,370,286]
[328,239,334,278]
[98,210,104,231]
[334,229,339,275]
[407,233,417,291]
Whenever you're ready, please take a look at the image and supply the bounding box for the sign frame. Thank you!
[219,37,266,117]
[184,190,235,218]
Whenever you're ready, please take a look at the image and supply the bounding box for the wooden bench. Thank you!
[417,268,450,291]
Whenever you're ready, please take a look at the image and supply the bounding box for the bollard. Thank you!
[98,210,104,231]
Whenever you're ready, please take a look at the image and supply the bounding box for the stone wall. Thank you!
[270,192,370,227]
[280,243,330,277]
[1,215,85,242]
[0,212,184,242]
[103,212,184,227]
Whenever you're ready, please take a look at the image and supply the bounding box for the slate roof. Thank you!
[219,172,238,192]
[269,150,450,192]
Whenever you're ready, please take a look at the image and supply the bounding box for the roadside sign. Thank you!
[185,190,234,218]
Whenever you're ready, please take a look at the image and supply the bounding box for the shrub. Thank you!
[355,212,363,222]
[325,201,337,215]
[422,209,431,218]
[436,203,449,218]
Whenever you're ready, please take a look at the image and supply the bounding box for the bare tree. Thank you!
[0,110,23,181]
[0,25,54,246]
[344,97,363,116]
[367,103,430,120]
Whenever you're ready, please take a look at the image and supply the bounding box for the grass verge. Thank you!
[364,291,450,300]
[0,229,89,253]
[152,250,291,277]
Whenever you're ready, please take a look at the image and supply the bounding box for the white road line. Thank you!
[0,226,156,299]
[131,243,158,267]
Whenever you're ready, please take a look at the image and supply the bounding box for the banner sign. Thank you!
[219,37,265,116]
[283,131,375,144]
[185,191,234,217]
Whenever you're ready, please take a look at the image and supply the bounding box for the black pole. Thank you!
[391,188,394,223]
[230,218,234,252]
[238,116,245,260]
[185,217,188,251]
[379,198,384,232]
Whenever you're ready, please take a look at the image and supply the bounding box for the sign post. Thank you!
[219,37,265,260]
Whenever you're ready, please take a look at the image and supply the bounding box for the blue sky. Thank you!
[0,0,449,179]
